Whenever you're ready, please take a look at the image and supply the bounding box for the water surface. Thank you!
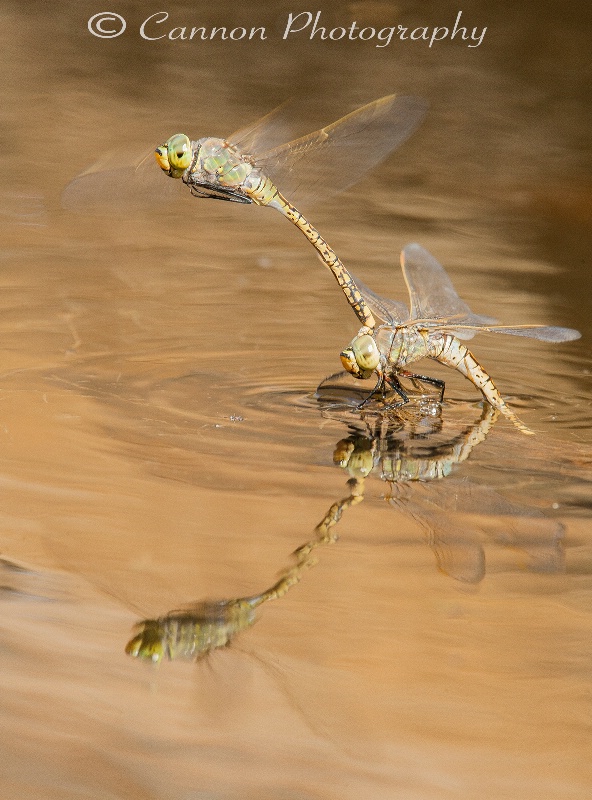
[1,2,591,798]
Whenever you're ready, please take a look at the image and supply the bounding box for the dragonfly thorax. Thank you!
[191,137,253,188]
[340,327,431,381]
[155,134,254,192]
[378,326,429,370]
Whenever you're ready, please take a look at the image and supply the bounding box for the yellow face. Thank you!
[155,133,192,178]
[340,334,380,380]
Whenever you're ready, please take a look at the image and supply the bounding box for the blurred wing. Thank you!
[62,94,426,212]
[61,144,183,212]
[227,100,296,156]
[254,94,428,205]
[352,272,409,326]
[401,243,498,329]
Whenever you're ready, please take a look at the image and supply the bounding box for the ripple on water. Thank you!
[45,334,591,502]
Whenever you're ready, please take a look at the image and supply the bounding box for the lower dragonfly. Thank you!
[152,94,426,332]
[339,244,581,435]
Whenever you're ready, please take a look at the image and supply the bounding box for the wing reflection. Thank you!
[333,404,564,583]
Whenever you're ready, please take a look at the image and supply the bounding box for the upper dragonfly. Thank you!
[64,94,427,331]
[339,244,581,435]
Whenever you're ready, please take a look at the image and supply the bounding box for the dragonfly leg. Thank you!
[357,371,386,408]
[382,372,410,408]
[399,370,445,402]
[357,369,411,410]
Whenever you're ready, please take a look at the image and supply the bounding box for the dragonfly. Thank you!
[126,597,265,663]
[64,94,427,331]
[126,497,346,663]
[339,243,581,435]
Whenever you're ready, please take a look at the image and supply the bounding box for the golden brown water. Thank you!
[1,2,591,798]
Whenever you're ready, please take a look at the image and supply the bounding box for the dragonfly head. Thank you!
[340,334,380,380]
[334,437,375,478]
[155,133,193,178]
[125,622,167,663]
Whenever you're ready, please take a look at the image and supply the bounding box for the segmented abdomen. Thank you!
[427,333,533,435]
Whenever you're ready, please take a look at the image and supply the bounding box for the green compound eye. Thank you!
[166,134,192,171]
[352,334,380,371]
[340,334,380,380]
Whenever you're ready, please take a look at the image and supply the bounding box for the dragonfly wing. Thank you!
[61,144,183,211]
[416,506,486,584]
[227,100,297,156]
[437,323,582,342]
[254,94,428,205]
[403,245,581,342]
[352,272,409,326]
[62,94,426,212]
[401,244,498,326]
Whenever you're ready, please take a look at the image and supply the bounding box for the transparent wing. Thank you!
[368,243,580,343]
[254,94,428,205]
[346,239,489,332]
[62,94,426,212]
[401,243,499,327]
[409,501,486,584]
[61,144,183,212]
[227,100,296,156]
[432,322,582,342]
[351,272,409,326]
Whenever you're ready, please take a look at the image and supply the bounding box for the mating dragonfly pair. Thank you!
[65,94,580,434]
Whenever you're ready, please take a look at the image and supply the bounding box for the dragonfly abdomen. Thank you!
[243,171,281,206]
[427,333,534,435]
[428,333,495,390]
[267,192,376,331]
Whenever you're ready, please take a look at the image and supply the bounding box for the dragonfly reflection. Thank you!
[126,402,563,663]
[126,477,356,663]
